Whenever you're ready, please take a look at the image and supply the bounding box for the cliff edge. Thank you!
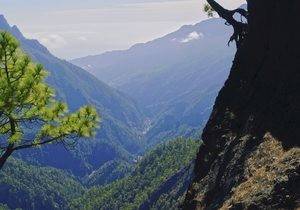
[184,0,300,209]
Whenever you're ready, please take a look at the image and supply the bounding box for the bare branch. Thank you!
[207,0,248,47]
[14,134,68,151]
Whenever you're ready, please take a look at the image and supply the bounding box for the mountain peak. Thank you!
[0,14,6,21]
[11,25,25,40]
[0,14,10,30]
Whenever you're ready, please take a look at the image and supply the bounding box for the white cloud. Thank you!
[78,36,88,41]
[181,31,203,43]
[2,0,245,58]
[40,34,67,49]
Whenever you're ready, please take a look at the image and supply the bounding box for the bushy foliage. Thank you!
[0,204,10,210]
[203,3,215,17]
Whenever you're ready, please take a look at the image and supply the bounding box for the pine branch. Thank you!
[14,134,68,151]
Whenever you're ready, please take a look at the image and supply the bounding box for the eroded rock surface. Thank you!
[184,1,300,209]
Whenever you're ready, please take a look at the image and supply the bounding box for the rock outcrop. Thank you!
[184,0,300,209]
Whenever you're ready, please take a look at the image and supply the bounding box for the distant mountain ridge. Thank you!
[72,18,236,145]
[0,14,146,176]
[0,14,236,175]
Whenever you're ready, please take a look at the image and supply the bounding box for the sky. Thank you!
[0,0,245,59]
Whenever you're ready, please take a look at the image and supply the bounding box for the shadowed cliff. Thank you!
[184,0,300,209]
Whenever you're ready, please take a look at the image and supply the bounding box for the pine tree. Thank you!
[0,32,100,169]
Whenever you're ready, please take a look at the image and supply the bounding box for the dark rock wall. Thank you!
[184,0,300,209]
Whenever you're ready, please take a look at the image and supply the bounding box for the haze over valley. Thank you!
[0,1,299,209]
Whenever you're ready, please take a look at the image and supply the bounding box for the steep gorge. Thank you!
[184,0,300,209]
[0,15,145,177]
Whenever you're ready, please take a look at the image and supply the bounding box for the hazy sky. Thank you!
[0,0,245,59]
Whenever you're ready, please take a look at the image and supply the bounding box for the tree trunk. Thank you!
[0,117,16,170]
[0,147,14,170]
[207,0,248,47]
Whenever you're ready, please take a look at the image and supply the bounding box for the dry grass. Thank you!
[221,132,300,209]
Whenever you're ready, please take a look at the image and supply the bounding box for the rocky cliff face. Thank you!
[184,1,300,209]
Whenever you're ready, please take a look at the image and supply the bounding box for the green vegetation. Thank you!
[0,32,99,169]
[0,138,199,210]
[204,3,215,17]
[83,159,133,187]
[0,204,10,210]
[0,158,85,210]
[147,163,194,209]
[71,138,200,209]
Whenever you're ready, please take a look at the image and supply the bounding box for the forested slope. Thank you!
[0,158,84,210]
[71,138,200,209]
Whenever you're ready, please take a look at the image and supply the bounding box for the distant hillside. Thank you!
[0,15,146,176]
[72,18,236,145]
[70,138,199,209]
